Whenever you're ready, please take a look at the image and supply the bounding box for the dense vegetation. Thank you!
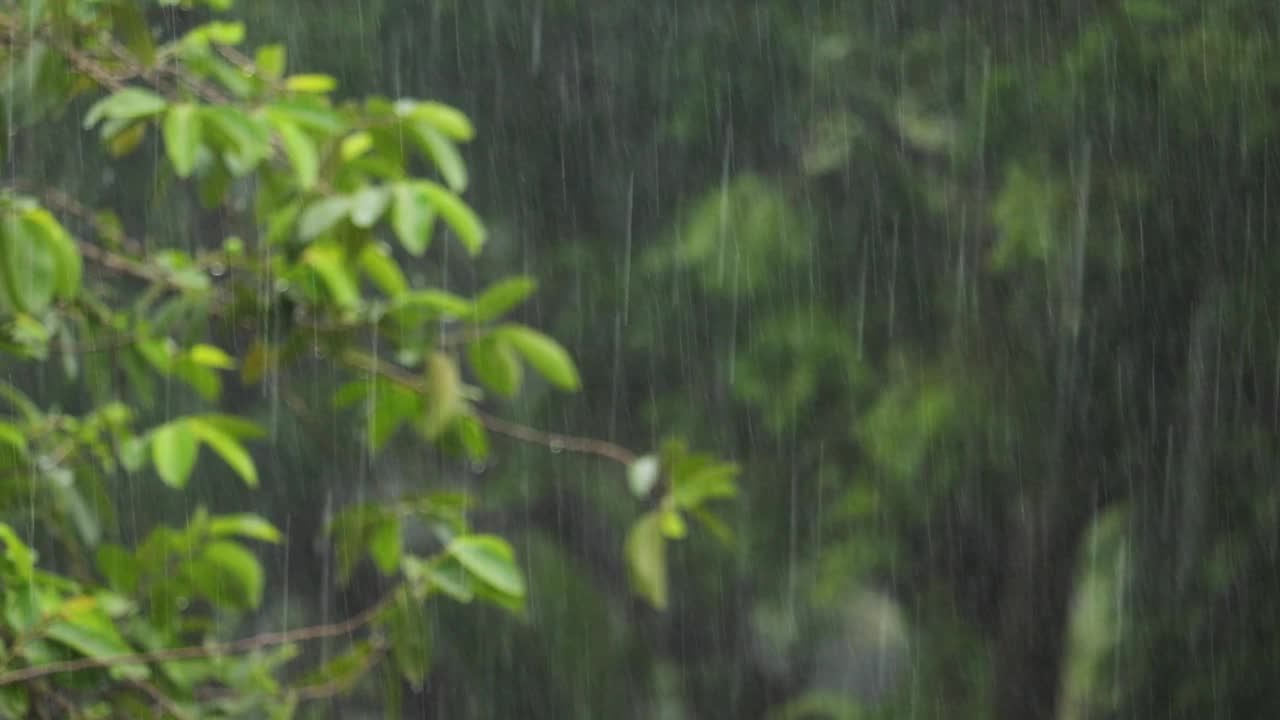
[3,1,1279,719]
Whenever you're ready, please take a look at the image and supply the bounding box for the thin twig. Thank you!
[341,349,638,466]
[0,596,390,687]
[129,678,193,720]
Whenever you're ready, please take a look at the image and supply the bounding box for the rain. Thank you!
[0,1,1277,718]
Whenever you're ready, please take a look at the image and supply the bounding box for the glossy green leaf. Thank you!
[384,591,432,690]
[390,182,438,256]
[349,185,391,228]
[190,540,264,610]
[447,534,525,598]
[150,421,199,489]
[340,131,374,162]
[270,114,319,189]
[201,106,271,175]
[421,183,485,255]
[190,417,258,487]
[208,514,282,543]
[255,44,286,80]
[83,87,167,129]
[498,324,581,391]
[162,103,201,178]
[266,100,346,135]
[466,335,522,399]
[358,242,406,298]
[401,100,474,141]
[284,74,337,94]
[298,195,351,239]
[302,241,360,307]
[420,352,462,440]
[1,210,60,313]
[671,463,739,508]
[406,121,467,191]
[473,276,536,322]
[367,515,402,575]
[625,511,668,609]
[188,343,236,369]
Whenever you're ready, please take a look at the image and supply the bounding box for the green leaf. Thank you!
[392,289,474,319]
[447,535,525,598]
[298,196,351,239]
[191,414,266,440]
[659,508,687,539]
[189,540,264,610]
[95,544,139,593]
[399,101,474,141]
[406,121,468,191]
[270,114,319,190]
[359,242,406,298]
[473,276,536,322]
[627,455,660,498]
[350,185,391,228]
[1,209,60,313]
[83,87,167,129]
[188,343,236,369]
[390,182,438,256]
[420,352,462,441]
[367,515,402,575]
[625,512,668,609]
[14,207,80,302]
[201,106,271,176]
[150,421,199,489]
[208,514,281,543]
[340,131,374,162]
[266,100,346,135]
[421,183,485,255]
[46,612,147,680]
[0,420,26,454]
[109,2,157,63]
[255,44,286,80]
[190,417,258,487]
[498,324,581,391]
[162,103,201,178]
[466,336,522,399]
[671,463,739,508]
[302,241,360,308]
[383,591,432,690]
[284,74,337,94]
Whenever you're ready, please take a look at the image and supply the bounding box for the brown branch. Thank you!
[0,596,390,688]
[341,349,638,466]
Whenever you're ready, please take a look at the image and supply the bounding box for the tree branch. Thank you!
[0,595,391,688]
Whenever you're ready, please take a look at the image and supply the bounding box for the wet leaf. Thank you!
[150,421,199,489]
[625,512,668,609]
[497,324,580,391]
[163,103,201,178]
[448,535,525,598]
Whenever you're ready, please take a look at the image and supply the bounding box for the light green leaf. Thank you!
[284,74,337,94]
[466,336,522,399]
[266,101,346,135]
[400,101,474,141]
[255,44,286,80]
[390,289,474,320]
[340,131,374,162]
[16,207,80,302]
[46,613,147,680]
[208,514,282,543]
[192,414,266,440]
[190,417,258,487]
[406,122,467,191]
[302,241,360,307]
[188,343,236,369]
[83,87,167,129]
[150,421,199,489]
[390,182,437,256]
[162,103,201,178]
[298,196,351,239]
[190,540,264,610]
[625,512,668,609]
[359,242,406,298]
[497,324,580,391]
[672,463,739,508]
[421,183,485,255]
[270,114,319,190]
[627,455,660,498]
[349,185,391,228]
[384,591,432,689]
[448,535,525,598]
[201,106,271,176]
[473,276,536,322]
[0,421,26,454]
[1,209,60,313]
[420,352,462,441]
[367,515,402,575]
[660,508,687,539]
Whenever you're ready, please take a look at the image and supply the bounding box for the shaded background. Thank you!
[10,1,1280,718]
